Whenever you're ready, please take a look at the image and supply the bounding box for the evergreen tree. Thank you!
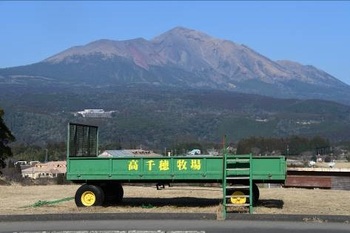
[0,109,16,169]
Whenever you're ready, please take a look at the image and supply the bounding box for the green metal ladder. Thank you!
[222,153,253,219]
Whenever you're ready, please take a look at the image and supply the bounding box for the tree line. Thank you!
[236,135,330,156]
[0,107,347,173]
[0,109,15,170]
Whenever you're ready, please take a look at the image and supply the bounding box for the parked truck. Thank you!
[66,123,286,212]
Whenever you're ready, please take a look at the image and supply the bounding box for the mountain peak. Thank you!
[152,26,212,42]
[3,27,349,104]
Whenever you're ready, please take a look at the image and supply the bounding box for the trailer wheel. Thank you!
[227,183,259,206]
[230,190,247,204]
[102,182,124,205]
[75,184,105,207]
[253,183,260,204]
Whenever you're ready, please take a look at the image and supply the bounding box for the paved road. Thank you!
[1,219,350,233]
[0,213,349,233]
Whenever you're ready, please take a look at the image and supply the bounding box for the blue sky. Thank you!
[1,1,350,84]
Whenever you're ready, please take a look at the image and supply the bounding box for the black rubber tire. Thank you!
[101,182,124,205]
[253,183,260,204]
[75,184,105,207]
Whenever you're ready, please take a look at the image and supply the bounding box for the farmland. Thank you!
[0,184,349,216]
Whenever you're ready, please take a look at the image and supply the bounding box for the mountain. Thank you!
[2,27,350,151]
[0,27,349,104]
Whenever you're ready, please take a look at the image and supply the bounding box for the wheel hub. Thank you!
[81,191,96,206]
[230,190,246,204]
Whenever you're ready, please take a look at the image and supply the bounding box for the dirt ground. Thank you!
[1,183,349,216]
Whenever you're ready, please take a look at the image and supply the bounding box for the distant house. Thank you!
[99,149,161,157]
[74,109,115,118]
[21,161,66,179]
[187,149,201,155]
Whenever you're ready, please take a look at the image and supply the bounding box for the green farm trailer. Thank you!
[66,123,286,214]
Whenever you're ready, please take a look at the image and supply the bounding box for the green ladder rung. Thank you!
[225,195,250,198]
[226,168,250,171]
[226,176,250,180]
[226,185,250,189]
[226,203,250,207]
[226,170,250,175]
[226,172,250,176]
[227,159,250,164]
[227,155,251,158]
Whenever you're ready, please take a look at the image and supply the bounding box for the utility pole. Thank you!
[45,149,48,163]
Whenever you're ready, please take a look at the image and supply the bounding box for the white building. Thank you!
[187,149,201,155]
[99,149,161,157]
[21,161,66,179]
[74,109,115,118]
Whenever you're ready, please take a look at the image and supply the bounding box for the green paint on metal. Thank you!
[66,123,286,184]
[67,155,286,182]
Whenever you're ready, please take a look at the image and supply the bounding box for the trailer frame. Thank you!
[66,123,287,213]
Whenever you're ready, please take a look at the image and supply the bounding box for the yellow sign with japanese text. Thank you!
[127,159,202,172]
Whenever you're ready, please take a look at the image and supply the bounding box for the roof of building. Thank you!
[21,161,66,174]
[98,149,161,157]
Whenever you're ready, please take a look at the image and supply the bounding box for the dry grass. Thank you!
[314,162,350,169]
[0,184,350,216]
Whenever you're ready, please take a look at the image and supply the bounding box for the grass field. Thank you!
[0,184,349,216]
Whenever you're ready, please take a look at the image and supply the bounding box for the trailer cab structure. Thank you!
[66,123,286,215]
